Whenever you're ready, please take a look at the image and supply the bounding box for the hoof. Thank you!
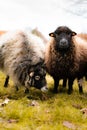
[53,89,58,94]
[25,88,29,93]
[67,90,73,95]
[15,86,19,91]
[4,84,8,88]
[79,88,83,94]
[79,91,83,94]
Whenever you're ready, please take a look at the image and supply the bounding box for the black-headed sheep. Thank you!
[45,26,87,94]
[0,31,48,93]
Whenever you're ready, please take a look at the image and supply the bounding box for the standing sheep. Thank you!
[0,31,47,93]
[45,26,87,94]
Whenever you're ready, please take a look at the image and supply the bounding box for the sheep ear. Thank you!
[71,32,77,36]
[49,32,56,37]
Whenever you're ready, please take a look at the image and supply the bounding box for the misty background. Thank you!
[0,0,87,38]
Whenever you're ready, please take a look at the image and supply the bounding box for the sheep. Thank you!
[45,26,87,94]
[0,30,48,93]
[61,33,87,92]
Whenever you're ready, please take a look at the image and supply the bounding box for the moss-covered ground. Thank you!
[0,72,87,130]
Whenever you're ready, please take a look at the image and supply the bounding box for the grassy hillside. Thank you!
[0,72,87,130]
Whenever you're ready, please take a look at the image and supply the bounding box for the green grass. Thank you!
[0,72,87,130]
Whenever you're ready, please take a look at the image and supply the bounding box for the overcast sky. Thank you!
[0,0,87,38]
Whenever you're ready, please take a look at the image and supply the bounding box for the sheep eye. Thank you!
[35,76,40,80]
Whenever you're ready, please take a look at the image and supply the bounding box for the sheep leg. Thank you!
[4,75,9,87]
[25,88,29,93]
[78,78,83,94]
[85,74,87,80]
[68,78,74,94]
[15,85,19,91]
[53,78,59,93]
[63,79,67,88]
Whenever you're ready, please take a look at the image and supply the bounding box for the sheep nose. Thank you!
[60,39,68,46]
[41,86,48,92]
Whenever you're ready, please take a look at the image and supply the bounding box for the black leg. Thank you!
[53,78,59,93]
[25,88,29,93]
[4,75,9,87]
[15,85,19,91]
[85,74,87,80]
[68,78,74,94]
[63,79,67,88]
[78,78,83,94]
[79,86,83,94]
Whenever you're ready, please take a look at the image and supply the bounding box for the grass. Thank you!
[0,72,87,130]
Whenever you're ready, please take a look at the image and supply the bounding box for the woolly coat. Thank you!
[45,33,87,80]
[0,31,46,87]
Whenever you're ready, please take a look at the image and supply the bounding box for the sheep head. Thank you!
[25,61,48,92]
[49,26,77,52]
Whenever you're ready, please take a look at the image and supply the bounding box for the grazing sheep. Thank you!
[45,26,87,94]
[0,31,48,93]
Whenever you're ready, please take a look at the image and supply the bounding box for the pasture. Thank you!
[0,72,87,130]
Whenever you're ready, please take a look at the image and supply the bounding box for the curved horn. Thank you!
[29,72,34,77]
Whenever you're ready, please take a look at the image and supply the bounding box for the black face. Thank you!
[49,26,77,51]
[25,64,47,90]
